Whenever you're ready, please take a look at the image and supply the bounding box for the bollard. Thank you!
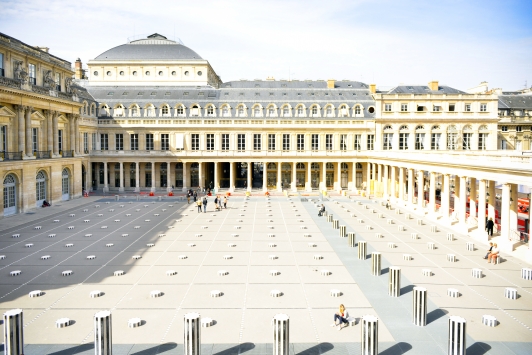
[327,215,333,223]
[339,225,346,237]
[466,242,474,251]
[521,268,532,280]
[371,252,381,276]
[448,316,466,355]
[388,267,401,297]
[348,232,356,247]
[361,315,378,355]
[413,287,427,326]
[184,312,201,355]
[94,310,112,355]
[358,241,367,260]
[273,313,290,355]
[332,219,339,229]
[3,309,24,355]
[447,233,454,241]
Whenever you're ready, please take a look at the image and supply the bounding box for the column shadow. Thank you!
[297,342,334,354]
[48,343,94,355]
[427,308,448,324]
[400,284,415,295]
[214,342,255,355]
[466,342,491,355]
[379,342,413,355]
[130,342,178,354]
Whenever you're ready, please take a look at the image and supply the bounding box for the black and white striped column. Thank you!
[332,219,339,229]
[94,310,112,355]
[448,316,467,355]
[388,267,401,297]
[184,312,201,355]
[339,225,346,237]
[412,287,427,326]
[273,313,290,355]
[361,315,378,355]
[358,241,367,259]
[3,309,24,355]
[371,252,381,276]
[348,232,356,247]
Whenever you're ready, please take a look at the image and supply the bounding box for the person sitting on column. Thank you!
[487,243,499,264]
[486,217,495,236]
[318,204,325,217]
[483,242,493,259]
[385,198,391,210]
[331,304,349,330]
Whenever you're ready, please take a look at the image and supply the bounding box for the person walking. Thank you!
[196,198,202,213]
[218,195,222,210]
[223,195,228,209]
[486,217,495,236]
[193,191,198,203]
[187,191,191,204]
[214,195,219,211]
[331,304,349,330]
[202,196,208,213]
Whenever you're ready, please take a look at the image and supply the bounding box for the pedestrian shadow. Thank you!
[48,343,94,355]
[379,342,413,355]
[466,342,491,355]
[214,342,255,354]
[427,308,448,324]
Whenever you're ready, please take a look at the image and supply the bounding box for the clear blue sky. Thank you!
[2,0,531,90]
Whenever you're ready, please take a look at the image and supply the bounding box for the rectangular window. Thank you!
[401,104,408,112]
[325,134,333,151]
[32,128,38,152]
[478,133,487,150]
[297,134,304,151]
[191,133,199,151]
[465,104,471,112]
[367,134,374,150]
[415,133,425,150]
[431,133,441,150]
[237,134,246,151]
[340,134,347,151]
[91,133,96,151]
[254,134,261,151]
[1,126,7,152]
[297,107,304,116]
[354,134,361,150]
[384,103,392,112]
[100,133,108,151]
[516,126,522,132]
[28,64,36,85]
[83,132,88,153]
[221,133,229,151]
[462,133,472,150]
[55,72,61,91]
[177,107,184,116]
[146,133,154,150]
[130,134,138,150]
[501,126,508,132]
[383,133,393,150]
[433,106,441,112]
[311,134,319,151]
[115,133,123,150]
[449,104,455,112]
[282,134,290,151]
[161,134,169,150]
[399,133,409,150]
[480,103,487,112]
[268,134,276,151]
[0,53,4,77]
[58,130,63,151]
[205,134,214,151]
[447,133,457,150]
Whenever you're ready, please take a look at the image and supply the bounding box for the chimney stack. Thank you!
[428,81,439,91]
[369,84,376,94]
[74,58,84,79]
[327,79,335,89]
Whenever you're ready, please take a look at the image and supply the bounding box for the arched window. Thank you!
[130,104,140,117]
[176,104,185,116]
[399,125,409,131]
[311,162,320,170]
[114,104,125,117]
[462,125,473,132]
[100,105,110,117]
[339,105,349,117]
[253,105,263,117]
[415,125,425,131]
[267,105,277,117]
[325,105,334,117]
[61,168,70,200]
[3,174,17,215]
[296,163,305,170]
[161,104,170,116]
[356,163,363,169]
[145,104,155,117]
[221,104,231,117]
[296,105,306,117]
[206,105,215,116]
[479,125,489,131]
[281,163,291,170]
[83,102,88,114]
[190,105,200,117]
[310,105,320,117]
[326,162,334,170]
[36,171,47,207]
[383,125,393,131]
[90,104,95,116]
[281,105,291,117]
[237,104,246,117]
[267,163,276,169]
[432,125,441,130]
[355,105,361,115]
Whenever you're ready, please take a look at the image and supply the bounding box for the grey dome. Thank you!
[94,36,203,61]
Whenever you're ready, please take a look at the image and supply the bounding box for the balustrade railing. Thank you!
[34,150,52,159]
[61,150,74,158]
[0,151,23,161]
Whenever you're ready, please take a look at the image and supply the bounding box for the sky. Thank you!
[1,0,531,90]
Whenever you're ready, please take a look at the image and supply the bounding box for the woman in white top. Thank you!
[487,243,499,263]
[331,304,349,330]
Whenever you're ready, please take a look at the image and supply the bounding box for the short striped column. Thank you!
[3,309,24,355]
[332,219,339,229]
[448,316,466,355]
[466,242,474,251]
[94,310,112,355]
[358,241,367,260]
[522,268,532,280]
[327,215,333,222]
[273,313,290,355]
[361,315,378,355]
[388,267,401,297]
[184,312,201,355]
[371,252,381,276]
[348,233,356,247]
[339,225,346,237]
[413,287,427,326]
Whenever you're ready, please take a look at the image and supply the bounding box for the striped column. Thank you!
[184,312,201,355]
[358,241,367,259]
[273,313,290,355]
[448,316,466,355]
[388,267,401,297]
[94,310,112,355]
[371,252,381,276]
[348,232,356,247]
[3,309,24,355]
[413,287,427,326]
[332,219,339,229]
[361,315,378,355]
[339,225,346,237]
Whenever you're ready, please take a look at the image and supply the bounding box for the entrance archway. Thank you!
[3,174,17,216]
[61,168,70,200]
[36,170,47,207]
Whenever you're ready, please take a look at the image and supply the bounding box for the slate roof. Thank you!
[498,95,532,110]
[94,43,202,61]
[386,85,465,94]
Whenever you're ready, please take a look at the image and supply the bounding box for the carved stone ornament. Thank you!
[44,70,55,89]
[65,77,73,94]
[14,60,28,83]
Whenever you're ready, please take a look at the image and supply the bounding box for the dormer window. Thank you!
[384,104,392,112]
[433,106,441,112]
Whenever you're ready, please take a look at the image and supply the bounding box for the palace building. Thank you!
[0,33,530,257]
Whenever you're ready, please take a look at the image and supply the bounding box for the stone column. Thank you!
[336,162,342,192]
[167,162,173,192]
[500,183,511,248]
[182,162,188,192]
[454,175,460,220]
[321,161,327,192]
[413,287,427,326]
[94,310,112,355]
[306,161,312,192]
[184,312,201,355]
[351,161,357,192]
[46,110,53,153]
[361,315,378,355]
[262,162,267,192]
[390,166,397,201]
[487,180,496,221]
[87,161,93,192]
[119,162,124,192]
[272,314,290,355]
[16,105,25,155]
[247,161,252,192]
[25,106,32,156]
[69,114,75,155]
[53,112,59,156]
[398,167,405,202]
[458,176,467,226]
[103,162,109,193]
[229,162,235,192]
[417,170,424,211]
[448,316,467,355]
[366,163,371,197]
[510,183,519,236]
[407,168,414,205]
[198,162,203,190]
[214,162,219,192]
[3,309,24,355]
[428,172,436,213]
[277,162,282,192]
[477,179,487,241]
[291,162,297,192]
[441,174,450,220]
[469,178,477,218]
[151,162,156,192]
[388,266,400,297]
[75,116,80,154]
[383,165,389,198]
[371,163,376,192]
[135,162,140,192]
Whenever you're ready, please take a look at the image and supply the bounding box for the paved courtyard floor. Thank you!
[0,194,531,354]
